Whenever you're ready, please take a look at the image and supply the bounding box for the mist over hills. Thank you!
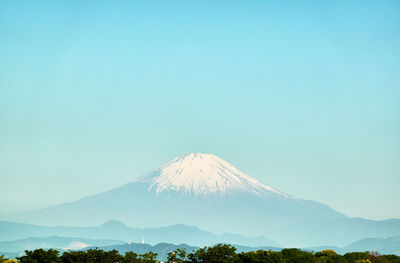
[0,220,278,247]
[2,153,400,247]
[3,236,399,261]
[1,220,400,258]
[0,236,124,253]
[87,237,400,260]
[343,236,400,255]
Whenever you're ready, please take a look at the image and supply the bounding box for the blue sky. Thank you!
[0,0,399,220]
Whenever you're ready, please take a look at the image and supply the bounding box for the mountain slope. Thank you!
[2,153,400,247]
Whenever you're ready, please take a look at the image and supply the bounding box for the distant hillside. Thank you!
[0,236,124,253]
[343,236,400,255]
[0,220,278,247]
[305,235,400,256]
[82,238,400,261]
[0,240,281,261]
[2,220,400,258]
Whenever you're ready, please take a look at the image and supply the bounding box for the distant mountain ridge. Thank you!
[79,235,400,259]
[0,236,124,253]
[2,153,400,247]
[93,239,400,260]
[2,237,400,261]
[343,235,400,255]
[1,224,400,260]
[0,220,279,247]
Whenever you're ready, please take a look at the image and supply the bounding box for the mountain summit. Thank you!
[135,153,287,197]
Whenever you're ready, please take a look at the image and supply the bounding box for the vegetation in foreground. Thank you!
[1,244,400,263]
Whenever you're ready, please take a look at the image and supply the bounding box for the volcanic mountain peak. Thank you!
[134,153,288,197]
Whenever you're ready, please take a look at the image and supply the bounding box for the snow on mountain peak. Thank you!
[135,153,288,197]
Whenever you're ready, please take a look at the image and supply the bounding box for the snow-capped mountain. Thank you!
[135,153,287,197]
[3,153,400,247]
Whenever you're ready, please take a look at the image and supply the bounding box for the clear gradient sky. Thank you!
[0,0,399,220]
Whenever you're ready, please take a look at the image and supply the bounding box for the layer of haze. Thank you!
[1,0,399,220]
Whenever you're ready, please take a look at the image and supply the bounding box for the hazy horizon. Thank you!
[1,0,399,221]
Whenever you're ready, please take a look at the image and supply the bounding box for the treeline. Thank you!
[1,244,400,263]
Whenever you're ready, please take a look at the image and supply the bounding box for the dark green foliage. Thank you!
[85,249,123,263]
[187,244,238,263]
[343,252,371,263]
[61,249,124,263]
[281,248,315,263]
[17,249,60,263]
[238,250,285,263]
[168,248,188,263]
[381,255,400,263]
[18,248,157,263]
[315,250,346,263]
[138,252,158,263]
[60,251,88,263]
[123,251,140,263]
[14,245,400,263]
